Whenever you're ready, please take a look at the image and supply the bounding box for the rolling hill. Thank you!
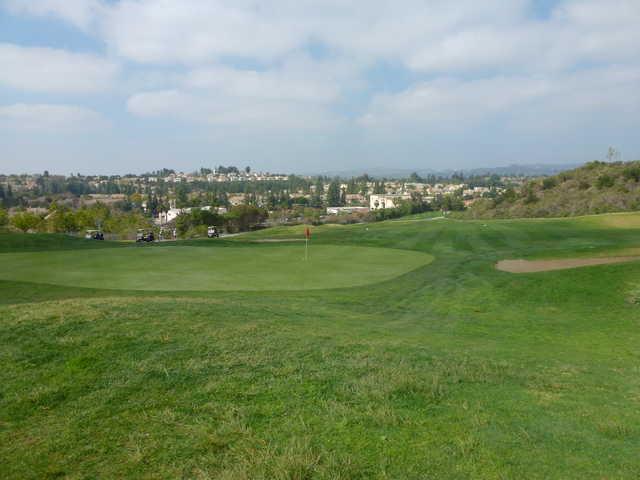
[468,160,640,218]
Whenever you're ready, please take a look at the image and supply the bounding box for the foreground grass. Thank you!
[1,215,640,478]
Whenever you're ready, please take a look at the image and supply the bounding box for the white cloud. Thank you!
[5,1,640,74]
[0,104,108,132]
[101,0,304,64]
[183,55,356,103]
[127,89,339,131]
[126,90,190,118]
[360,66,640,134]
[0,43,118,93]
[4,0,103,31]
[126,54,356,131]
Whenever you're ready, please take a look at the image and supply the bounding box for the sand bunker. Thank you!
[496,256,640,273]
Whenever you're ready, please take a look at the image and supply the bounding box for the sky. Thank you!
[0,0,639,175]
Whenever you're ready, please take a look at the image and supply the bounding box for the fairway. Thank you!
[0,244,433,291]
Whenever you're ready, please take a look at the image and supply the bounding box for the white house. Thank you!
[326,206,369,215]
[369,194,411,210]
[154,205,227,225]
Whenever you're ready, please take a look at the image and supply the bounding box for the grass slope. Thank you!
[1,216,640,479]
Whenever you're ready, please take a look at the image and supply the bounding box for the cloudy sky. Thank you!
[1,0,639,174]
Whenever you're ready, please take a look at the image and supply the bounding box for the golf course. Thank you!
[1,213,640,478]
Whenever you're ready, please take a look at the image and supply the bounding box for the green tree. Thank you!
[176,184,189,208]
[0,208,8,227]
[326,181,341,206]
[175,212,192,237]
[310,178,324,208]
[224,205,267,232]
[11,212,41,233]
[408,172,424,183]
[51,210,79,233]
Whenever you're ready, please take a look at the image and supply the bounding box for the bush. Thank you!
[623,166,640,182]
[522,183,538,204]
[175,208,224,237]
[558,173,572,183]
[596,175,615,189]
[542,177,557,190]
[585,161,605,170]
[10,212,41,233]
[224,205,268,233]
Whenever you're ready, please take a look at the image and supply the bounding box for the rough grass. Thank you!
[1,214,640,478]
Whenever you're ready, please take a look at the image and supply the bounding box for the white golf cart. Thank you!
[85,229,104,240]
[136,229,155,242]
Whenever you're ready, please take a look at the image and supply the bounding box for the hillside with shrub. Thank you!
[467,160,640,218]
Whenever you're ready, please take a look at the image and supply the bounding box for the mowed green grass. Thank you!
[1,215,640,479]
[0,244,432,291]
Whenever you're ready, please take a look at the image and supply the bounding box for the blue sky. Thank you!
[1,0,639,175]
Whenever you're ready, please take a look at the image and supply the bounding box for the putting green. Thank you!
[0,244,433,291]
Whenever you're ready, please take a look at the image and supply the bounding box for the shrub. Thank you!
[558,173,572,183]
[10,212,41,233]
[542,177,557,190]
[596,175,615,189]
[623,166,640,182]
[522,183,538,204]
[585,160,605,170]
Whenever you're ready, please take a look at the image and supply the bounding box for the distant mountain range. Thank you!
[312,163,582,179]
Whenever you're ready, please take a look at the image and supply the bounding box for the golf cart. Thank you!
[85,229,104,240]
[207,225,220,238]
[136,229,154,242]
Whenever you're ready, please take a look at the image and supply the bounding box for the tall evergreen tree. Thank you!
[327,181,341,206]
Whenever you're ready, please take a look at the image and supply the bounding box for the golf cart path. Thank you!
[496,256,640,273]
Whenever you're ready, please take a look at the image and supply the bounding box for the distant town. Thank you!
[0,165,526,238]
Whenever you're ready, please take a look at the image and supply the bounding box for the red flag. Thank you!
[305,227,311,239]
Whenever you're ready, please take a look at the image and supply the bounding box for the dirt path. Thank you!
[496,256,640,273]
